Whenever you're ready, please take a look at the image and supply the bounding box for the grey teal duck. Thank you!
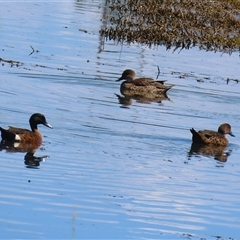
[116,69,174,96]
[190,123,235,146]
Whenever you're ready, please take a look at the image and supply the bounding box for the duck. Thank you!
[190,123,235,146]
[116,69,174,96]
[0,113,52,144]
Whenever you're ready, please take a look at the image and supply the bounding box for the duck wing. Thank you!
[132,78,155,86]
[8,126,31,134]
[133,78,167,86]
[201,130,227,145]
[200,130,219,138]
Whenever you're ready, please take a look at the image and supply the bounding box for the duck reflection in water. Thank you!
[188,143,231,162]
[0,141,49,167]
[115,93,170,107]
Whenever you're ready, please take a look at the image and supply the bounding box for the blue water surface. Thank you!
[0,1,240,239]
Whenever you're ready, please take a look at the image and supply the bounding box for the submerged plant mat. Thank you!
[101,0,240,53]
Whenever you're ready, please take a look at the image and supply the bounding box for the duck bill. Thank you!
[116,77,124,82]
[44,122,53,129]
[229,132,235,137]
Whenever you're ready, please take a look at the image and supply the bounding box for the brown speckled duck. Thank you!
[116,69,174,96]
[0,113,52,144]
[190,123,235,146]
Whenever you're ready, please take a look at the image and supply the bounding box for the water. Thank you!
[0,1,240,239]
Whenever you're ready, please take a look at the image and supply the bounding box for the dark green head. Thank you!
[29,113,52,131]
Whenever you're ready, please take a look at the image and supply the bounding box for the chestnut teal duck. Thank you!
[0,113,52,144]
[190,123,235,146]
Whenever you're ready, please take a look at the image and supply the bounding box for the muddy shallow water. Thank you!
[0,1,240,239]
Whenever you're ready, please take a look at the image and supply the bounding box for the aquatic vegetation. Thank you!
[101,0,240,53]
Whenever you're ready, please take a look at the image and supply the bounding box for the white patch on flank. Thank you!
[15,135,21,141]
[13,142,20,148]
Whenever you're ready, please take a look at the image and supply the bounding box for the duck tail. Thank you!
[164,84,175,93]
[156,80,168,85]
[0,127,4,138]
[0,127,15,142]
[190,128,202,143]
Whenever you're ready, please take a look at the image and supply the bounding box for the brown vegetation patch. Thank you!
[100,0,240,53]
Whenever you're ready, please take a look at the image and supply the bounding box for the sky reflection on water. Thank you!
[0,1,240,239]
